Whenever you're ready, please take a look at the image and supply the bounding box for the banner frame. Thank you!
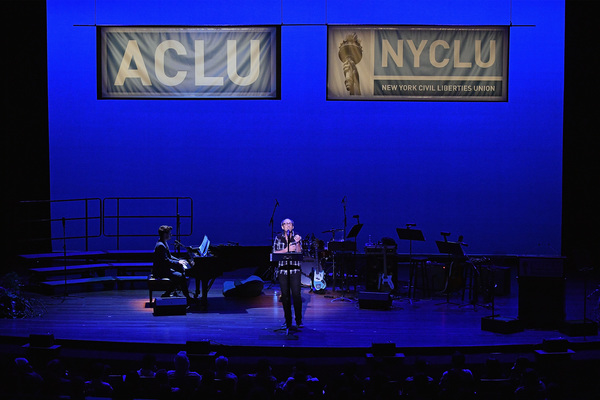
[326,24,510,102]
[97,25,281,100]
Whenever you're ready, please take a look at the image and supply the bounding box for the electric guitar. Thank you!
[312,266,326,291]
[378,245,395,292]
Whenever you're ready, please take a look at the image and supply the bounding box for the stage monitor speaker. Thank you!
[27,333,56,348]
[186,340,211,355]
[518,276,565,329]
[358,291,392,310]
[370,342,397,356]
[153,297,187,316]
[22,333,62,362]
[481,316,523,334]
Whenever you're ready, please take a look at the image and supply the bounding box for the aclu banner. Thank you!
[327,26,508,101]
[99,26,279,99]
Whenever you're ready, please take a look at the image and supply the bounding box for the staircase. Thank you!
[18,250,157,295]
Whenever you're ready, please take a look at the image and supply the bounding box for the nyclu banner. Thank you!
[327,25,508,101]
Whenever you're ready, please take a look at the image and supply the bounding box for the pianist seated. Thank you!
[153,225,193,302]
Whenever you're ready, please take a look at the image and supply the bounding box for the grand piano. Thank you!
[179,242,272,305]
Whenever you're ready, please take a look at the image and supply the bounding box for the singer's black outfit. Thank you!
[153,240,190,298]
[273,232,303,329]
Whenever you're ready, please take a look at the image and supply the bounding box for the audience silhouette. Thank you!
[1,350,596,400]
[438,352,475,400]
[167,350,201,397]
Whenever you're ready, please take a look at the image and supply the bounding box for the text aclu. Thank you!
[114,39,261,87]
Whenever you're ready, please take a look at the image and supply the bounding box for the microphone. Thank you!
[341,196,346,204]
[174,240,190,249]
[275,199,279,207]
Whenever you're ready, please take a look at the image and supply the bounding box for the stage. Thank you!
[2,261,600,355]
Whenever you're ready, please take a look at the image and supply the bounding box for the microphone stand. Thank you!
[62,217,67,298]
[341,197,347,240]
[269,199,279,244]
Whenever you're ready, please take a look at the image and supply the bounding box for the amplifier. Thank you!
[358,291,392,310]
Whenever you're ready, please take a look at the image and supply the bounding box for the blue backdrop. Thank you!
[46,0,564,255]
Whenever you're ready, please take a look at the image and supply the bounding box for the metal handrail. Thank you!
[16,198,102,251]
[16,197,193,252]
[102,197,193,249]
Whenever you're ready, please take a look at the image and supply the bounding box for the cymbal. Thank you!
[322,228,343,233]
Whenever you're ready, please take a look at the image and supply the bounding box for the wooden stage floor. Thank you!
[2,262,600,356]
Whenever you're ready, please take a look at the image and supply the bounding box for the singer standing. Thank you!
[272,218,303,331]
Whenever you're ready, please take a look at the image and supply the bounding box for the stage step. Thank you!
[18,251,108,260]
[20,252,155,294]
[30,263,115,274]
[18,250,156,266]
[39,276,117,294]
[30,262,152,273]
[37,275,152,294]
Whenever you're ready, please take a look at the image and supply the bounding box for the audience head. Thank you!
[215,355,229,369]
[15,357,32,372]
[174,351,190,372]
[142,353,156,367]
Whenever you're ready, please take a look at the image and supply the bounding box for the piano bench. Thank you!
[148,276,173,303]
[147,275,191,304]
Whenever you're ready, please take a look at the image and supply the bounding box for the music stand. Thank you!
[347,223,363,241]
[436,240,465,258]
[397,226,426,300]
[396,227,425,261]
